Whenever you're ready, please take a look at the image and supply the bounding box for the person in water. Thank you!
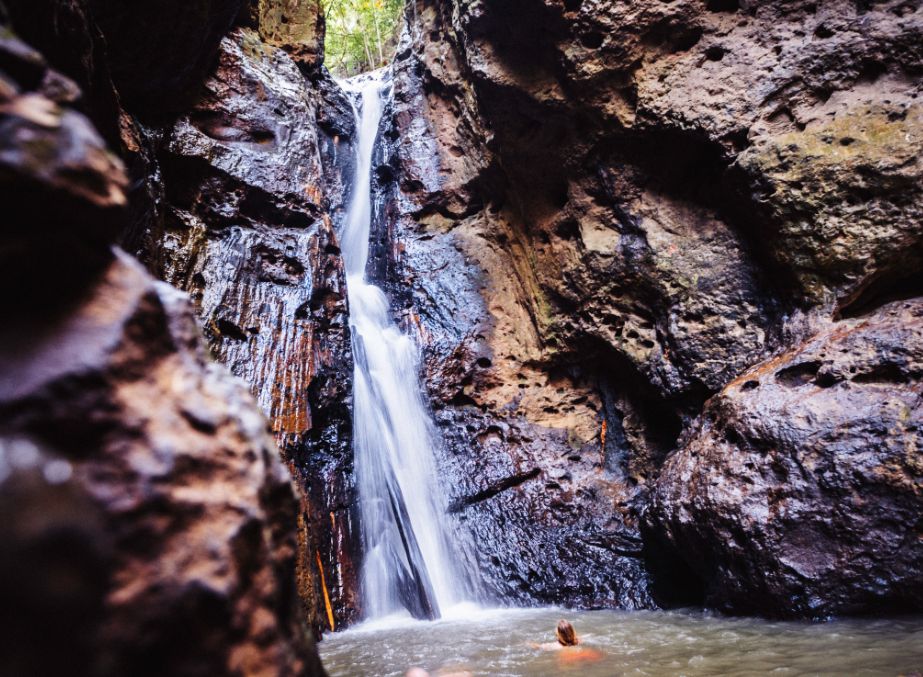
[531,620,604,664]
[556,619,579,646]
[533,619,581,650]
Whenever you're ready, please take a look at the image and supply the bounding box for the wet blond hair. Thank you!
[556,619,579,646]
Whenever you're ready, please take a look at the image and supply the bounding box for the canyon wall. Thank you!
[139,25,363,629]
[2,6,920,674]
[0,0,338,672]
[378,0,922,617]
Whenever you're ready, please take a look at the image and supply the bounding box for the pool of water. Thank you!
[319,606,923,676]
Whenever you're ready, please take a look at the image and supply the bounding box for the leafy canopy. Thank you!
[322,0,405,76]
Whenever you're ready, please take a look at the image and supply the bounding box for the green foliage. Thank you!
[322,0,405,77]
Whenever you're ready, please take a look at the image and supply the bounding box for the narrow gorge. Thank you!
[0,0,921,675]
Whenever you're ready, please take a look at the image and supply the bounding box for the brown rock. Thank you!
[86,0,248,113]
[256,0,325,70]
[648,299,923,618]
[147,27,360,629]
[0,251,327,676]
[0,16,330,672]
[381,0,923,617]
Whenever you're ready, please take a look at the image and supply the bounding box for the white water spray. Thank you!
[339,72,467,620]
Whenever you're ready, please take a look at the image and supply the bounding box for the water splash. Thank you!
[339,71,467,620]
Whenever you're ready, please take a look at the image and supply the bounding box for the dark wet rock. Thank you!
[254,0,325,70]
[0,13,330,673]
[0,251,327,677]
[383,0,923,617]
[648,299,923,618]
[0,25,128,304]
[436,405,655,609]
[144,27,361,629]
[85,0,247,114]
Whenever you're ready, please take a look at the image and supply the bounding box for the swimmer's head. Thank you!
[556,619,578,646]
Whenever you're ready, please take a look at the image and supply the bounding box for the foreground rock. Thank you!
[10,0,363,632]
[0,18,327,676]
[649,300,923,618]
[0,253,327,676]
[0,23,127,292]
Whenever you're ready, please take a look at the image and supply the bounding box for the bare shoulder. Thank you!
[558,646,605,664]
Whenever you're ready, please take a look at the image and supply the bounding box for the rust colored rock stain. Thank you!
[316,550,336,632]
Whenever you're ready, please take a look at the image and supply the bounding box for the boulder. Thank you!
[0,251,327,676]
[648,300,923,618]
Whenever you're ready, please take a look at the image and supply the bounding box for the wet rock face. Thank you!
[385,0,923,616]
[85,0,247,114]
[436,405,656,609]
[255,0,325,70]
[649,300,923,618]
[0,25,127,297]
[0,253,326,677]
[146,27,361,628]
[0,12,328,675]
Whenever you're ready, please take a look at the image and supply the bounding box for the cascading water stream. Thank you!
[339,72,467,621]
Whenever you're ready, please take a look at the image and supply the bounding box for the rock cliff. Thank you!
[2,1,920,665]
[0,0,334,672]
[376,0,922,617]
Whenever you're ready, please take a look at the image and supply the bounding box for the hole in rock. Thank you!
[580,31,604,49]
[814,371,839,388]
[375,163,396,183]
[449,393,479,408]
[835,268,923,319]
[775,361,822,387]
[705,0,740,10]
[555,219,580,240]
[852,363,909,385]
[724,426,742,444]
[704,45,727,61]
[402,179,425,193]
[857,60,887,84]
[674,28,704,52]
[215,318,248,341]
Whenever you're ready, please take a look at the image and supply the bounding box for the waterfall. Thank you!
[339,72,466,621]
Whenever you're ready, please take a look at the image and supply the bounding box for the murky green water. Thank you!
[319,606,923,677]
